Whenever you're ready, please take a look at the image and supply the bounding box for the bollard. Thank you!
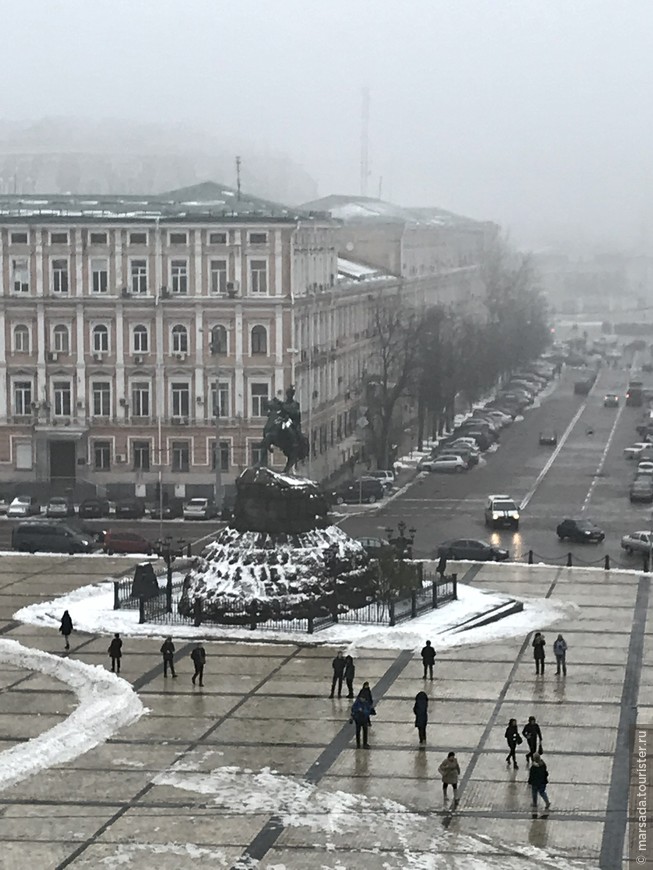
[452,572,458,600]
[528,550,534,565]
[138,597,145,624]
[308,617,314,635]
[166,580,172,614]
[432,580,438,610]
[411,590,417,619]
[644,555,650,574]
[250,605,257,631]
[604,554,610,571]
[566,552,573,567]
[389,600,396,627]
[113,580,120,610]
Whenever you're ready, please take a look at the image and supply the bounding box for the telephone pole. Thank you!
[360,87,370,197]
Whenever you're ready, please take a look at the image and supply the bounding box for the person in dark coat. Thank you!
[532,632,546,675]
[108,633,122,674]
[330,651,346,698]
[59,610,73,651]
[505,717,521,769]
[421,640,436,680]
[522,716,543,764]
[436,554,447,577]
[191,644,206,686]
[413,691,429,744]
[161,636,177,678]
[438,751,461,803]
[528,753,551,810]
[553,634,567,676]
[344,655,355,698]
[350,692,372,748]
[359,680,374,707]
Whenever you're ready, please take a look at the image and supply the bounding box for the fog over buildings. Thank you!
[0,0,652,251]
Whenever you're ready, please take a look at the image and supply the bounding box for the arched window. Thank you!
[13,324,30,353]
[92,324,109,353]
[210,324,227,355]
[53,324,69,354]
[251,325,267,355]
[171,324,188,354]
[133,324,149,353]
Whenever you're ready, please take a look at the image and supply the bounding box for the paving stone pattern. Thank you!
[0,555,646,868]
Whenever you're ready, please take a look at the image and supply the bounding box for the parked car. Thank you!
[603,393,620,408]
[103,529,154,555]
[115,498,146,519]
[150,498,184,520]
[444,444,479,466]
[183,498,219,520]
[556,518,605,543]
[621,530,653,555]
[365,470,396,492]
[355,536,392,556]
[78,497,111,519]
[0,496,10,515]
[456,429,494,451]
[7,495,41,518]
[484,494,520,530]
[45,497,75,518]
[630,478,653,503]
[12,521,92,554]
[418,454,468,473]
[333,477,385,505]
[539,430,558,446]
[436,538,509,562]
[624,442,653,461]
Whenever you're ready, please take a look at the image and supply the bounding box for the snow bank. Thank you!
[0,639,145,791]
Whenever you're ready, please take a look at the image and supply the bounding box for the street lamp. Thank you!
[209,329,224,512]
[385,520,417,560]
[155,535,189,613]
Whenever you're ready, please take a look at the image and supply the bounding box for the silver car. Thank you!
[7,496,40,518]
[419,453,468,473]
[621,530,653,555]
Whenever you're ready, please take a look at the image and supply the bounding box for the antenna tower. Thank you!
[360,87,370,197]
[235,155,242,200]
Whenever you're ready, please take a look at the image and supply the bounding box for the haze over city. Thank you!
[0,0,651,249]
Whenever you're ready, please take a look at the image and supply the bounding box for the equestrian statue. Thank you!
[259,386,310,473]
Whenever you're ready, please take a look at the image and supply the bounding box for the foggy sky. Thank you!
[1,0,652,249]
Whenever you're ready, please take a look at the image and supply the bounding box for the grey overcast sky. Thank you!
[0,0,651,247]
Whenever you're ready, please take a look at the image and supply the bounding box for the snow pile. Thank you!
[0,639,144,791]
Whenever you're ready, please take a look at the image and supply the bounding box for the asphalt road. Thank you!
[340,365,653,569]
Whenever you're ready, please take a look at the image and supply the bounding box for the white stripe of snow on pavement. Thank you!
[581,400,625,512]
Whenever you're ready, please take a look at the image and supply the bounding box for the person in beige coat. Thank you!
[438,751,461,803]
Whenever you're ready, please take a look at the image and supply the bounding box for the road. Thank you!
[340,365,653,568]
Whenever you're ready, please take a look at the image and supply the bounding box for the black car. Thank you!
[539,431,557,446]
[436,538,510,562]
[334,477,385,505]
[356,536,393,556]
[456,429,494,451]
[149,498,184,520]
[630,478,653,504]
[115,498,146,519]
[78,498,111,519]
[556,518,605,543]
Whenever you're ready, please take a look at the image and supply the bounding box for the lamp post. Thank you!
[385,520,417,560]
[210,330,223,513]
[155,535,188,613]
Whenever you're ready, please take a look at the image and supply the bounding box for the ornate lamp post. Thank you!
[155,536,189,613]
[385,520,416,560]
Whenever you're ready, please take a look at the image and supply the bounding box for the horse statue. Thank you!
[259,386,310,474]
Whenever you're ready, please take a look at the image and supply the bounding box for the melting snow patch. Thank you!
[98,843,232,866]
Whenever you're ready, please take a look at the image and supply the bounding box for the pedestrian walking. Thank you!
[59,610,73,651]
[344,655,355,698]
[350,691,373,749]
[191,643,206,686]
[413,691,429,745]
[330,651,346,698]
[528,753,551,810]
[505,717,522,769]
[532,632,546,675]
[108,633,122,674]
[160,636,177,678]
[553,634,567,676]
[438,751,461,803]
[359,680,374,709]
[421,640,436,680]
[436,554,447,577]
[522,716,543,764]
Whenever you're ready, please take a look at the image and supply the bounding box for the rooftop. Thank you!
[300,194,488,229]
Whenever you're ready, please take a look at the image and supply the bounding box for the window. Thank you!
[133,324,149,353]
[170,259,188,295]
[210,381,230,418]
[210,259,227,294]
[14,324,30,353]
[91,258,108,293]
[130,259,147,294]
[53,324,69,354]
[11,258,29,293]
[171,440,190,472]
[249,259,268,294]
[94,441,111,470]
[90,232,107,245]
[50,232,68,244]
[132,382,150,417]
[169,232,187,245]
[52,259,69,294]
[133,440,150,471]
[210,324,228,355]
[171,324,188,354]
[250,382,269,417]
[92,324,109,353]
[10,232,27,244]
[53,381,72,416]
[251,325,268,355]
[92,382,111,417]
[251,444,265,465]
[15,442,33,470]
[249,232,268,245]
[13,381,32,416]
[211,440,230,471]
[171,382,190,417]
[129,232,147,245]
[209,231,227,245]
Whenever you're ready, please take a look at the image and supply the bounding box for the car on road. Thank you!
[78,498,111,519]
[45,497,75,518]
[115,498,146,519]
[556,518,605,543]
[355,536,393,556]
[539,431,557,446]
[629,477,653,503]
[103,529,154,555]
[623,442,653,461]
[7,495,41,518]
[12,521,93,554]
[603,393,620,408]
[435,538,509,562]
[621,531,653,555]
[183,498,220,520]
[484,494,520,530]
[150,498,185,520]
[333,477,386,505]
[418,453,468,473]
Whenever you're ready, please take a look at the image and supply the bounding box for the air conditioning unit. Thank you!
[172,416,189,425]
[175,352,187,361]
[116,453,127,463]
[93,352,104,362]
[134,355,144,365]
[47,352,58,362]
[76,400,85,410]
